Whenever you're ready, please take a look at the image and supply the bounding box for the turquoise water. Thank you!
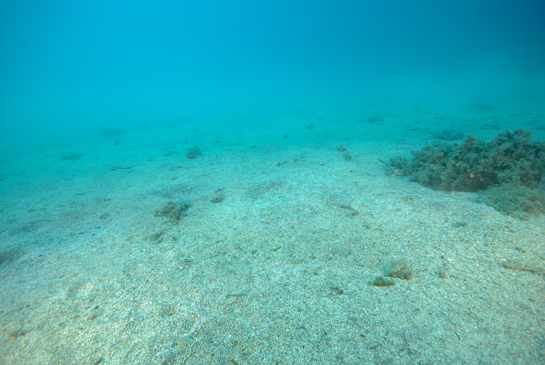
[1,1,544,364]
[1,1,544,142]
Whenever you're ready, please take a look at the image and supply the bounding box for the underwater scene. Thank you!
[1,1,544,364]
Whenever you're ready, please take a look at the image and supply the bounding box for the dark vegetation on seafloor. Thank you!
[389,128,545,218]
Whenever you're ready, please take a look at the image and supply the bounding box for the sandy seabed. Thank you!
[1,102,544,364]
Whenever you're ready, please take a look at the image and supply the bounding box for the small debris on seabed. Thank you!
[186,146,202,159]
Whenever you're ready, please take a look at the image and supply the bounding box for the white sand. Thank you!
[1,101,544,364]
